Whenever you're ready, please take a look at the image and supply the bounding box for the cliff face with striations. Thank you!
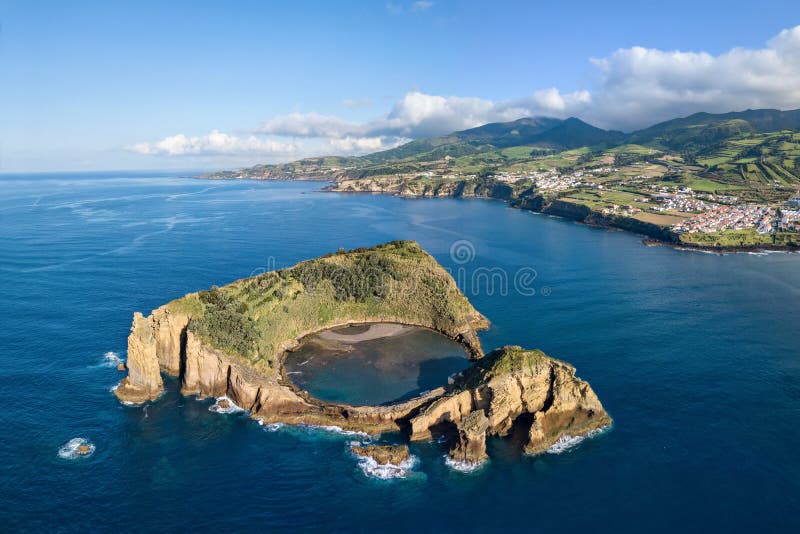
[408,346,611,458]
[450,410,489,464]
[114,308,188,404]
[114,242,610,462]
[115,241,487,408]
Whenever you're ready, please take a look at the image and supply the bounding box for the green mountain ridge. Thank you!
[204,108,800,250]
[208,108,800,180]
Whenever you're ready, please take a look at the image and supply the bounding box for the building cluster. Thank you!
[602,204,641,216]
[777,210,800,231]
[672,205,776,234]
[533,173,584,191]
[651,191,716,213]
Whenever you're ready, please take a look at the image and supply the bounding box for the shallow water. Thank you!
[1,172,799,531]
[284,324,470,405]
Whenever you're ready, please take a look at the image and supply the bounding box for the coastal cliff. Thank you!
[328,177,681,244]
[408,346,610,458]
[114,241,610,461]
[328,177,516,200]
[116,240,487,404]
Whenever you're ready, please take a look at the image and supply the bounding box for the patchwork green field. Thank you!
[206,109,800,249]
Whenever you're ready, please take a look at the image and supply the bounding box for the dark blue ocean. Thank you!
[1,172,799,532]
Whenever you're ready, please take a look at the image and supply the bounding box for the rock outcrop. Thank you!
[112,242,611,466]
[114,312,162,403]
[351,445,410,465]
[114,307,189,404]
[450,410,489,464]
[409,346,611,454]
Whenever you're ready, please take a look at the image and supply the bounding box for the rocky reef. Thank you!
[351,445,410,465]
[114,241,611,465]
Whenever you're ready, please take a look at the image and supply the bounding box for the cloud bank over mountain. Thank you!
[128,25,800,160]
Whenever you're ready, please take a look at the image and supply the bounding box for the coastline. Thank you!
[113,242,611,462]
[197,174,798,254]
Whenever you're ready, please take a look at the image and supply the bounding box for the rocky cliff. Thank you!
[115,241,487,405]
[328,177,516,200]
[114,308,189,403]
[408,346,611,459]
[114,243,610,462]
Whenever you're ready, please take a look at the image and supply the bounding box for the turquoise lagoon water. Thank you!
[1,172,799,531]
[283,324,471,405]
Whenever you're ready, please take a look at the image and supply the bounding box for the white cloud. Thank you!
[328,136,404,154]
[585,25,800,129]
[412,1,433,11]
[128,26,800,163]
[254,89,590,141]
[126,130,299,157]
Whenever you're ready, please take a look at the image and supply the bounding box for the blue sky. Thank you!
[2,0,799,172]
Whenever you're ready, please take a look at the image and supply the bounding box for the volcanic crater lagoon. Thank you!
[2,172,800,531]
[283,323,471,405]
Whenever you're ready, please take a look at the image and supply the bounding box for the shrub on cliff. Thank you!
[292,251,401,302]
[190,287,258,359]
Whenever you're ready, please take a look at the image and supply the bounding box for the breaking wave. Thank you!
[545,426,609,454]
[259,422,284,432]
[444,455,487,473]
[92,351,124,369]
[351,446,419,480]
[103,351,122,364]
[255,420,369,438]
[58,438,95,459]
[301,424,370,438]
[208,396,246,414]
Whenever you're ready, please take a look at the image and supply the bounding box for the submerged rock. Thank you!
[351,445,410,465]
[58,438,95,459]
[217,398,231,409]
[116,362,126,372]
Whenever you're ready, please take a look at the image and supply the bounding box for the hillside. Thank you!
[205,115,629,180]
[628,109,800,150]
[203,109,800,250]
[149,241,484,376]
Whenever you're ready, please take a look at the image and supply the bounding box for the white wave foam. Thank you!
[95,351,124,368]
[444,455,487,473]
[545,426,609,455]
[208,396,246,414]
[255,419,369,437]
[353,450,418,480]
[58,438,95,459]
[675,247,722,255]
[305,424,370,438]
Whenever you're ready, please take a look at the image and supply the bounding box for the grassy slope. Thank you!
[205,110,800,247]
[165,241,481,374]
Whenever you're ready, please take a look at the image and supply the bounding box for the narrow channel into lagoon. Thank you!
[283,323,471,405]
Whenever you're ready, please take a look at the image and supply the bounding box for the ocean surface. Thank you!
[1,171,799,532]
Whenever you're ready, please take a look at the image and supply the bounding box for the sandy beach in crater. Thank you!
[317,323,409,343]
